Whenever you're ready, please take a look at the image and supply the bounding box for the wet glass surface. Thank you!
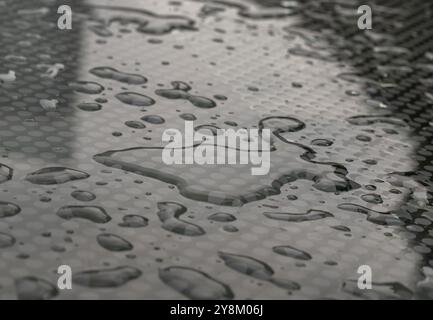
[1,0,433,299]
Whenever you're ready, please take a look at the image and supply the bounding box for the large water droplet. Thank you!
[25,167,89,185]
[311,139,333,147]
[69,81,104,94]
[338,203,403,226]
[208,212,237,222]
[157,202,205,236]
[73,266,142,288]
[77,102,102,112]
[71,190,96,202]
[97,233,133,251]
[115,92,155,107]
[343,279,413,299]
[125,120,146,129]
[347,115,406,127]
[90,67,147,84]
[155,82,216,108]
[361,193,383,204]
[218,251,300,291]
[180,113,197,121]
[57,206,111,224]
[15,277,58,300]
[0,202,21,218]
[141,115,165,124]
[118,215,148,228]
[159,266,234,300]
[272,245,312,261]
[0,232,16,248]
[264,209,333,222]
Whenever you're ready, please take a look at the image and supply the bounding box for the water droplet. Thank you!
[73,266,142,288]
[125,120,146,129]
[264,209,333,222]
[15,277,58,300]
[0,232,16,248]
[71,190,96,202]
[115,92,155,107]
[361,193,383,204]
[141,115,165,124]
[159,266,234,300]
[39,99,58,111]
[331,225,351,232]
[0,202,21,218]
[69,81,104,94]
[214,94,227,101]
[57,206,111,224]
[90,67,147,84]
[157,202,205,236]
[347,115,406,127]
[311,139,333,146]
[343,279,412,299]
[356,134,371,142]
[222,225,238,232]
[338,203,403,226]
[272,245,312,261]
[25,167,89,185]
[180,113,197,121]
[218,251,300,291]
[77,102,102,112]
[97,233,133,251]
[208,212,237,222]
[118,215,148,228]
[155,82,216,108]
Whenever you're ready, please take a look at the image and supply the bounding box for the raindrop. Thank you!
[311,139,333,146]
[0,232,16,248]
[208,212,237,222]
[125,120,146,129]
[71,190,96,202]
[97,233,133,251]
[159,266,234,300]
[15,277,58,300]
[218,251,300,291]
[264,209,333,222]
[0,202,21,218]
[361,193,383,204]
[157,202,205,236]
[73,266,142,288]
[57,206,111,224]
[115,92,155,107]
[69,81,104,94]
[343,279,413,299]
[77,102,102,112]
[118,215,148,228]
[272,245,312,261]
[180,113,197,121]
[25,167,89,185]
[90,67,147,85]
[141,115,165,124]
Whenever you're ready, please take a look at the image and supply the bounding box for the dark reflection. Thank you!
[287,0,433,295]
[0,0,85,162]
